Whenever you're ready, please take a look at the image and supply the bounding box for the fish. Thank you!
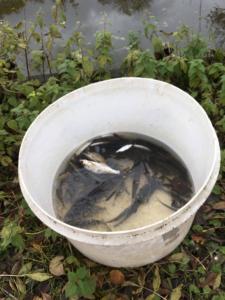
[133,144,151,151]
[158,199,176,212]
[108,173,161,226]
[116,144,133,153]
[80,159,120,175]
[83,151,105,163]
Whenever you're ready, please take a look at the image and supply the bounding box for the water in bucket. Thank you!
[53,133,194,231]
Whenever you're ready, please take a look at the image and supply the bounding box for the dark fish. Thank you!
[63,173,124,224]
[109,176,161,226]
[65,217,110,230]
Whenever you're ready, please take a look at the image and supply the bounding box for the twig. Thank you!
[191,254,206,270]
[0,274,26,278]
[23,9,30,80]
[126,282,167,300]
[25,229,46,235]
[202,226,225,232]
[0,288,17,300]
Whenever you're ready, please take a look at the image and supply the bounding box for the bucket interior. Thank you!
[19,79,217,218]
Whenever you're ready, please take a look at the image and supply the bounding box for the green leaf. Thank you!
[19,262,33,275]
[152,35,163,54]
[213,185,221,195]
[18,42,27,49]
[31,31,41,43]
[211,263,221,273]
[7,119,18,130]
[36,14,44,29]
[49,24,62,38]
[145,295,160,300]
[83,58,93,77]
[78,277,96,297]
[76,266,89,280]
[44,228,58,241]
[0,221,24,250]
[192,224,203,232]
[168,264,176,274]
[212,293,225,300]
[153,265,161,292]
[51,5,57,21]
[8,96,18,107]
[170,284,183,300]
[168,252,190,264]
[11,233,25,250]
[65,255,80,266]
[65,268,96,298]
[26,272,52,282]
[219,246,225,255]
[65,280,79,298]
[0,155,12,166]
[213,273,221,290]
[189,284,200,294]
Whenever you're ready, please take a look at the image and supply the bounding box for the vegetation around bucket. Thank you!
[0,1,225,299]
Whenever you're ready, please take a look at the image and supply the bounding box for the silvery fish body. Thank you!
[80,159,120,175]
[84,152,105,163]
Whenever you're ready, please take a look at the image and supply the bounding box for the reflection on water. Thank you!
[98,0,151,15]
[0,1,224,42]
[0,0,48,16]
[0,0,28,15]
[208,7,225,44]
[0,0,224,61]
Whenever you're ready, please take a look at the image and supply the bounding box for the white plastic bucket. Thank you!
[19,78,220,267]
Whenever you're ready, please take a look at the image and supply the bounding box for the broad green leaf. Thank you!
[0,221,23,250]
[36,14,44,28]
[26,272,52,282]
[65,255,80,266]
[11,233,25,250]
[78,277,96,297]
[152,35,163,54]
[168,252,190,264]
[213,273,221,290]
[7,119,18,130]
[76,266,89,280]
[15,278,26,295]
[153,265,161,292]
[65,280,79,298]
[83,58,93,77]
[0,155,12,166]
[145,295,160,300]
[168,264,176,274]
[189,284,200,294]
[49,24,62,38]
[170,284,183,300]
[19,262,33,275]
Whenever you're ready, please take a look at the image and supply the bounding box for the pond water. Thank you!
[1,0,225,71]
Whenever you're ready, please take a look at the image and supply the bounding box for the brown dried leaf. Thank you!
[33,297,42,300]
[97,273,105,288]
[199,272,217,288]
[212,201,225,210]
[109,270,125,285]
[49,256,65,276]
[31,243,43,253]
[191,234,205,245]
[41,293,52,300]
